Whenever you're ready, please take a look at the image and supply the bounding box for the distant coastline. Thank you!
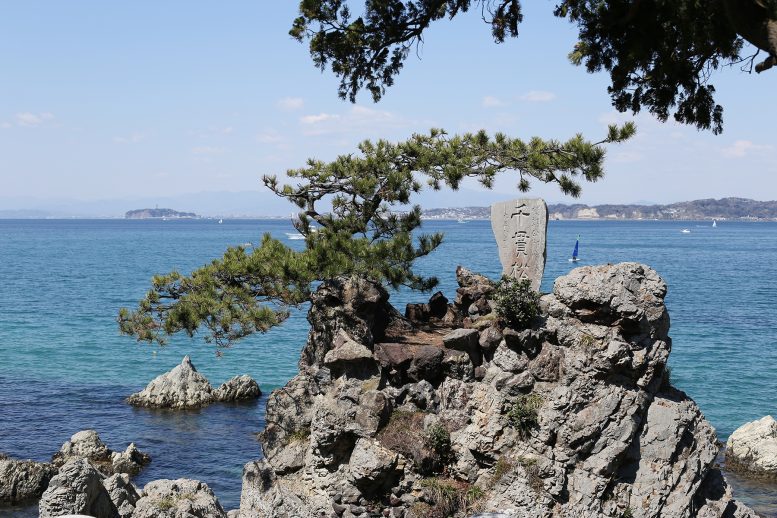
[125,208,200,219]
[421,197,777,221]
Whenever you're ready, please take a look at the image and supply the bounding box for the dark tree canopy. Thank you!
[119,124,634,347]
[291,0,777,133]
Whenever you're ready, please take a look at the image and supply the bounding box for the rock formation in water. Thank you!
[726,415,777,478]
[0,453,57,505]
[52,430,150,477]
[127,355,261,409]
[233,263,757,518]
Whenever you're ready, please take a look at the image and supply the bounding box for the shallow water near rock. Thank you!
[1,218,776,516]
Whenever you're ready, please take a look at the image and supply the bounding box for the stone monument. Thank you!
[490,198,548,291]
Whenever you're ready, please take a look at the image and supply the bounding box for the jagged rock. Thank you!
[405,291,449,323]
[348,438,402,496]
[0,453,57,505]
[242,263,755,518]
[127,355,214,409]
[133,478,227,518]
[213,375,262,402]
[52,429,112,469]
[102,473,141,518]
[110,443,151,476]
[38,458,114,518]
[443,328,481,365]
[51,430,150,477]
[323,331,379,379]
[726,415,777,478]
[454,266,495,313]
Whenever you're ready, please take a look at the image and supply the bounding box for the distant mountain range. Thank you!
[125,208,199,219]
[421,198,777,221]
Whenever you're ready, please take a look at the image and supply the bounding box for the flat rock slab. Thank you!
[491,198,548,291]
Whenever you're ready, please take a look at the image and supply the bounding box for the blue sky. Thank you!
[0,1,775,214]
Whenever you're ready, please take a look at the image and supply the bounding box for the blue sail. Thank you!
[572,236,579,259]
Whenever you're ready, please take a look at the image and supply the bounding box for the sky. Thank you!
[0,1,775,216]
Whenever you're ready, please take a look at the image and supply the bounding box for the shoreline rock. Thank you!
[127,356,261,409]
[236,265,757,518]
[53,430,150,477]
[726,415,777,479]
[0,453,57,505]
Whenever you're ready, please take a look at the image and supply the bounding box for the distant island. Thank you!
[422,197,777,221]
[125,208,200,219]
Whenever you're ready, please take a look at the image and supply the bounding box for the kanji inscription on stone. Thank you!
[490,198,548,291]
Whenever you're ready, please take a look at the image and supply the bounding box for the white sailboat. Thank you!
[218,218,223,224]
[712,220,717,228]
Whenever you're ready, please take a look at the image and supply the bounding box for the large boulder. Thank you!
[127,355,214,409]
[133,479,227,518]
[38,458,115,518]
[0,453,57,505]
[213,375,262,402]
[726,415,777,478]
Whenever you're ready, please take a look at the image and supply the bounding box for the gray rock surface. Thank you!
[38,458,115,518]
[127,356,214,409]
[133,478,227,518]
[102,473,141,518]
[52,430,150,477]
[490,198,548,291]
[52,430,112,469]
[0,453,57,505]
[213,375,262,402]
[726,415,777,478]
[110,443,151,476]
[237,264,755,518]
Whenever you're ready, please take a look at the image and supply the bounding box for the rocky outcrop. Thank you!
[0,453,57,505]
[236,265,756,518]
[38,458,116,518]
[127,356,215,409]
[132,479,227,518]
[52,430,150,477]
[214,375,262,402]
[111,443,151,476]
[726,415,777,478]
[127,356,261,409]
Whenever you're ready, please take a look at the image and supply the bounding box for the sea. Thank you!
[1,218,776,516]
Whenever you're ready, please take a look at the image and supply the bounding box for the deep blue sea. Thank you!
[1,219,776,516]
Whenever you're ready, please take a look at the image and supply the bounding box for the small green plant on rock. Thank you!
[621,507,635,518]
[493,277,541,330]
[419,478,484,516]
[508,393,543,438]
[425,424,452,461]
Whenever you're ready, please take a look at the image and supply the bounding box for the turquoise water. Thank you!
[1,219,776,515]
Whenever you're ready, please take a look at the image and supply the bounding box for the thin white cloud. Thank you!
[0,122,11,129]
[113,133,145,144]
[256,130,284,144]
[300,113,340,125]
[520,91,556,102]
[482,96,508,108]
[277,97,304,111]
[722,140,773,158]
[15,112,54,127]
[191,146,226,155]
